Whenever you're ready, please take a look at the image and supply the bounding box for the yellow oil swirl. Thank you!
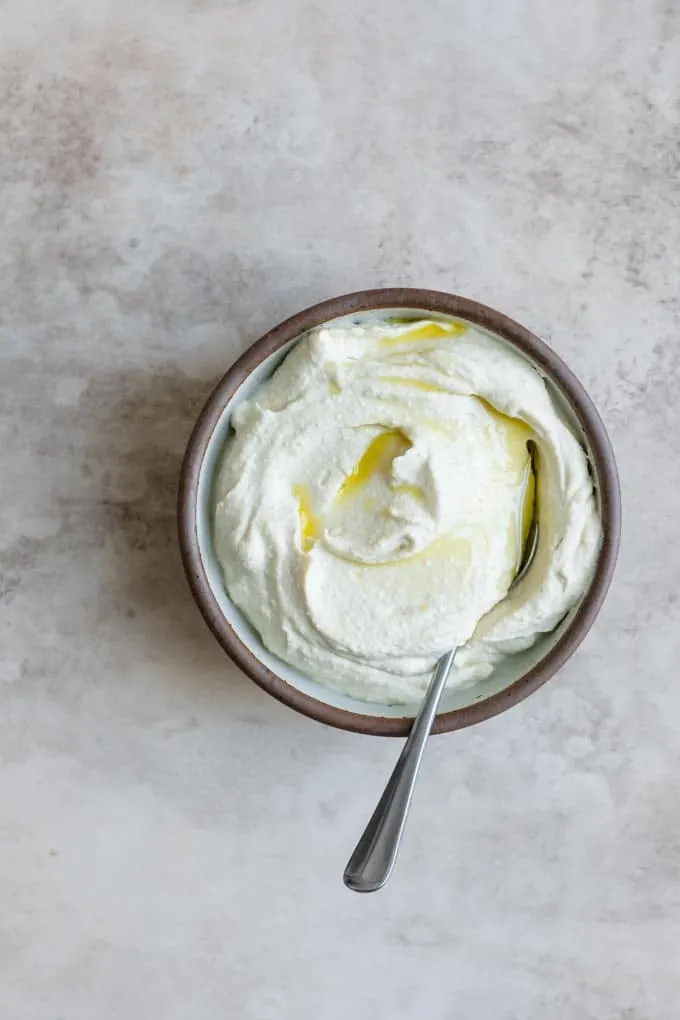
[333,532,472,571]
[475,397,536,566]
[391,482,426,504]
[336,429,411,502]
[380,320,467,347]
[379,376,447,394]
[477,397,533,473]
[292,484,321,552]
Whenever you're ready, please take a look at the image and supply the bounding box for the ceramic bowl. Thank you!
[178,289,621,736]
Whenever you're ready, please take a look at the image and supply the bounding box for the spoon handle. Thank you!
[343,647,458,893]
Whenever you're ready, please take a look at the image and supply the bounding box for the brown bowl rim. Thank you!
[177,288,621,737]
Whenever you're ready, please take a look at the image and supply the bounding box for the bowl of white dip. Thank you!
[178,289,620,736]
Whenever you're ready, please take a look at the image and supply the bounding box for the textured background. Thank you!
[1,1,679,1017]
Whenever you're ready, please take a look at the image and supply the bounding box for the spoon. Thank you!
[343,440,540,893]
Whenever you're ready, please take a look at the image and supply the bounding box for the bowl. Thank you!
[178,289,621,736]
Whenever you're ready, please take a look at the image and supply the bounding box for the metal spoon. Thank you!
[343,440,540,893]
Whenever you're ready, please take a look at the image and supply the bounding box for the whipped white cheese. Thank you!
[214,318,601,704]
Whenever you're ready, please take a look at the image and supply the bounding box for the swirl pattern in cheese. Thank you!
[214,319,601,704]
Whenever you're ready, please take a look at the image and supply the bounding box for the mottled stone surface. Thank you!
[1,1,679,1017]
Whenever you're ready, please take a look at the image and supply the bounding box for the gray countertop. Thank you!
[1,2,678,1017]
